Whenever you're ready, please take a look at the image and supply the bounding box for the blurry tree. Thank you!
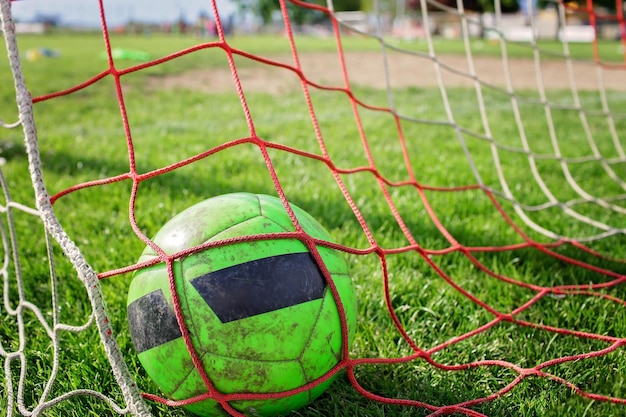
[234,0,362,25]
[402,0,519,39]
[477,0,520,12]
[404,0,621,14]
[538,0,620,11]
[406,0,519,13]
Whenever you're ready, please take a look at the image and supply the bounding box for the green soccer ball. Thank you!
[127,193,357,417]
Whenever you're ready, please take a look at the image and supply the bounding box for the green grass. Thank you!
[1,31,626,417]
[6,31,625,96]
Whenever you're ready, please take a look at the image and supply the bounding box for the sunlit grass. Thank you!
[1,33,625,417]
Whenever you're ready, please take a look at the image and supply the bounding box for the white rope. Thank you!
[0,0,152,415]
[333,0,625,241]
[0,118,21,129]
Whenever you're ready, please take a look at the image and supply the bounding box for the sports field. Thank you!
[1,31,626,417]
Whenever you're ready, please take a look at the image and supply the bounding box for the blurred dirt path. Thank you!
[151,51,626,94]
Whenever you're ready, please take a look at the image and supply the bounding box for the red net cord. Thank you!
[25,0,626,416]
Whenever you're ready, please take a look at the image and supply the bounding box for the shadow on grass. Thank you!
[30,146,626,417]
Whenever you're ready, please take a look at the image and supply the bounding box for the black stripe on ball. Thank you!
[190,252,326,323]
[128,289,182,354]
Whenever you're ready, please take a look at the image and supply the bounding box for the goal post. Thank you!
[1,0,625,416]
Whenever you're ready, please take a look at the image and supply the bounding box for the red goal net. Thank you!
[2,0,626,416]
